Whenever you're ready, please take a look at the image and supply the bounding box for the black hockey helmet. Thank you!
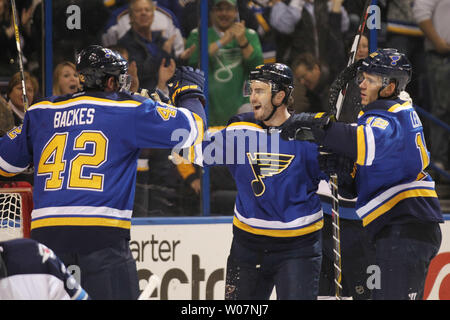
[76,45,130,91]
[357,48,412,95]
[246,63,294,103]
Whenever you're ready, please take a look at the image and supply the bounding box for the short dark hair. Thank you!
[292,53,320,71]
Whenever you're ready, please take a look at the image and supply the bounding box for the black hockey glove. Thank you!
[168,66,206,107]
[280,112,332,144]
[318,147,355,183]
[328,59,363,115]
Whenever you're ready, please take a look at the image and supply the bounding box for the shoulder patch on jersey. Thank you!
[6,125,22,140]
[367,117,389,130]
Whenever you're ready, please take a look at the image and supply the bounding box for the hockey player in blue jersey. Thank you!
[187,63,326,299]
[0,45,206,299]
[0,238,89,300]
[281,48,444,300]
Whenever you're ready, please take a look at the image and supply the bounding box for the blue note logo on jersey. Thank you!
[247,152,294,196]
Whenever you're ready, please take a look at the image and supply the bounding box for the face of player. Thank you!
[130,0,155,30]
[294,63,320,91]
[211,2,237,31]
[356,35,369,61]
[249,80,275,121]
[358,72,383,105]
[58,65,80,95]
[9,80,34,112]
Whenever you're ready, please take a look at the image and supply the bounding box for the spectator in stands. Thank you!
[0,0,18,77]
[2,71,37,185]
[185,0,264,126]
[102,0,187,59]
[240,0,277,64]
[6,71,36,126]
[0,95,14,137]
[414,0,450,172]
[270,0,349,82]
[52,61,81,96]
[382,0,429,111]
[0,0,34,78]
[291,52,330,113]
[117,0,176,92]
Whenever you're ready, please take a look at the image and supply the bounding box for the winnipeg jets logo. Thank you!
[247,152,294,196]
[38,243,56,263]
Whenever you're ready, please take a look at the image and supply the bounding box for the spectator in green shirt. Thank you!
[185,0,263,126]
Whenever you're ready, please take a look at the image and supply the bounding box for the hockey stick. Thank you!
[328,0,372,300]
[10,0,29,111]
[138,274,161,300]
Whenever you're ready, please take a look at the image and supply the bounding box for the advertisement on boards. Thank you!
[131,221,233,300]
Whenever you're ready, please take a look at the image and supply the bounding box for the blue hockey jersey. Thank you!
[348,98,443,234]
[190,113,325,238]
[0,91,204,254]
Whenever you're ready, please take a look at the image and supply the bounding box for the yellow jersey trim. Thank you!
[31,217,131,230]
[356,125,366,165]
[233,216,323,237]
[362,188,438,226]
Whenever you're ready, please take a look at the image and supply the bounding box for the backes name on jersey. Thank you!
[54,108,95,129]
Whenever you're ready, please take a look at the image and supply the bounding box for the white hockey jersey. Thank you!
[0,238,89,300]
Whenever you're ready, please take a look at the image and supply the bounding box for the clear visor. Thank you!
[356,70,389,88]
[243,80,272,97]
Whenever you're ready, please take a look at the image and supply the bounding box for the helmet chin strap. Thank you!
[263,94,283,122]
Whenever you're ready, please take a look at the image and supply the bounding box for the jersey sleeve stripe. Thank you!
[177,108,199,149]
[192,112,204,146]
[0,168,19,177]
[0,156,29,173]
[364,125,375,165]
[356,125,375,166]
[356,125,366,165]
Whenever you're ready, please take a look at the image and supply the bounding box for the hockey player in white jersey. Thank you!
[0,45,206,299]
[0,238,89,300]
[281,48,443,300]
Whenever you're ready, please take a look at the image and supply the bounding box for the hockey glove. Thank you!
[280,112,332,144]
[318,147,355,181]
[328,59,363,115]
[168,66,206,107]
